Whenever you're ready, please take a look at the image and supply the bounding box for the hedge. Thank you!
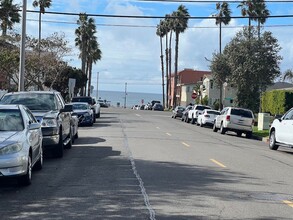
[261,90,293,115]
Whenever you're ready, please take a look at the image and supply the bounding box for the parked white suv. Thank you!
[269,107,293,150]
[213,107,254,138]
[187,104,211,124]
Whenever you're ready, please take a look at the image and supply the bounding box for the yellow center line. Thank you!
[283,200,293,208]
[166,133,171,136]
[210,159,226,168]
[182,142,190,147]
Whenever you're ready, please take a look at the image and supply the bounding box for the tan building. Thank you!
[170,69,211,107]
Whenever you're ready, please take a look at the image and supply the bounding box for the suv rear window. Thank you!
[231,109,253,118]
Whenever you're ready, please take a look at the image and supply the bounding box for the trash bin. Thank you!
[258,113,270,130]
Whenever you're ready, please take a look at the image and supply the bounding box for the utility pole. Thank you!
[124,82,127,108]
[18,0,27,91]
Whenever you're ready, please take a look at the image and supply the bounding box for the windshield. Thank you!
[73,103,88,110]
[0,109,24,131]
[1,93,56,111]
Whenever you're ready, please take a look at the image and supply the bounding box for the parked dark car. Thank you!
[71,96,100,122]
[71,102,94,126]
[152,103,164,111]
[172,106,185,119]
[1,91,73,158]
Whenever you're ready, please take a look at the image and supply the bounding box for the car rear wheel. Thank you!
[220,123,226,134]
[212,123,218,132]
[237,131,242,137]
[269,130,279,150]
[18,154,32,186]
[246,131,252,139]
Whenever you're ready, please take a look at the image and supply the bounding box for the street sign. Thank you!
[191,93,197,99]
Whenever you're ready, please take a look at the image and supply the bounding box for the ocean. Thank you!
[93,90,163,108]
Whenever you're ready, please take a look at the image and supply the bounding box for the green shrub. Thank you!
[261,90,293,115]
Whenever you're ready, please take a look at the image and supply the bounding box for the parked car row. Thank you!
[0,91,101,186]
[174,104,293,151]
[132,100,163,111]
[174,104,254,138]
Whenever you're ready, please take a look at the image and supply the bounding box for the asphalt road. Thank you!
[1,107,293,220]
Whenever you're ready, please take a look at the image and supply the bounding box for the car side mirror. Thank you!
[29,122,41,130]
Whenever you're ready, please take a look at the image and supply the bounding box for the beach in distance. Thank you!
[93,90,163,108]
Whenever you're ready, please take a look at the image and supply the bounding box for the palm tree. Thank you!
[156,20,166,109]
[164,14,173,108]
[0,0,20,36]
[32,0,52,51]
[238,0,255,28]
[213,2,231,110]
[283,70,293,82]
[75,14,96,95]
[86,39,102,96]
[171,5,190,107]
[213,2,231,54]
[251,0,269,39]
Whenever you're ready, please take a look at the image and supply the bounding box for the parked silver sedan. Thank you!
[0,104,43,186]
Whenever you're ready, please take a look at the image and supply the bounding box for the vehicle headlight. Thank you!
[0,143,23,155]
[42,118,58,127]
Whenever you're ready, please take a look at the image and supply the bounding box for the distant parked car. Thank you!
[213,107,254,138]
[140,105,145,110]
[181,105,193,122]
[71,102,94,126]
[152,103,164,111]
[197,109,220,127]
[172,106,185,119]
[0,104,43,186]
[188,104,212,124]
[98,99,108,108]
[72,96,100,122]
[269,107,293,150]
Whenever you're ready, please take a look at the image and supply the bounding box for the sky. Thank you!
[13,0,293,94]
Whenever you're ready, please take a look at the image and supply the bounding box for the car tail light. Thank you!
[226,115,230,121]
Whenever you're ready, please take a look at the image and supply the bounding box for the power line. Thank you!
[27,10,293,20]
[27,18,293,29]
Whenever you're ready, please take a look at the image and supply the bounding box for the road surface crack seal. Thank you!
[120,120,156,220]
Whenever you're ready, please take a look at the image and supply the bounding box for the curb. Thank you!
[252,135,269,143]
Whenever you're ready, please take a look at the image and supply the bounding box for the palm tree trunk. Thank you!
[87,59,92,96]
[159,37,165,109]
[173,32,179,108]
[169,31,173,108]
[165,34,169,109]
[81,40,86,96]
[219,22,222,54]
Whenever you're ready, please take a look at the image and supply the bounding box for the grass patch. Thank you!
[253,126,269,138]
